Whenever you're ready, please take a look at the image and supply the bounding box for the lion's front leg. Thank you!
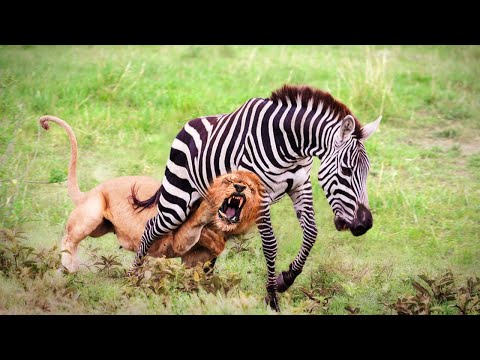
[180,222,226,271]
[172,200,214,255]
[197,227,226,256]
[181,246,217,269]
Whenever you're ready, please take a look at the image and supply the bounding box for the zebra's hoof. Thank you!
[276,270,296,293]
[264,293,280,312]
[126,268,138,277]
[276,272,289,293]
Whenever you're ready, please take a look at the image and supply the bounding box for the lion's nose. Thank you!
[234,184,246,193]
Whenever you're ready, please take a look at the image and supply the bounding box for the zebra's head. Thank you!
[318,114,381,237]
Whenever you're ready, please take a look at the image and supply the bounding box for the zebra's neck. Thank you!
[269,98,343,162]
[303,107,342,161]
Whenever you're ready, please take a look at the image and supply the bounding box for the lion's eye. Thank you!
[341,166,352,176]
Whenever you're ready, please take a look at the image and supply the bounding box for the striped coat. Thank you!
[132,85,381,311]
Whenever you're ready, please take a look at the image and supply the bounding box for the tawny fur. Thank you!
[207,171,263,235]
[39,115,262,272]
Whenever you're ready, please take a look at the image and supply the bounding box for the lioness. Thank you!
[39,115,263,273]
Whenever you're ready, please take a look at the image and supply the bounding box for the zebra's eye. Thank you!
[341,166,352,176]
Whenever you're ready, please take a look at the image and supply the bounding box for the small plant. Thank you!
[468,154,480,171]
[387,271,480,315]
[0,227,84,313]
[434,128,460,139]
[414,271,456,303]
[298,287,332,314]
[199,267,242,295]
[389,293,433,315]
[49,168,67,183]
[453,276,480,315]
[345,305,361,315]
[1,227,29,275]
[0,227,61,278]
[226,233,255,258]
[304,265,344,297]
[295,266,344,314]
[124,257,242,298]
[94,254,124,277]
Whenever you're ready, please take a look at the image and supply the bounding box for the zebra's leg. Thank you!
[127,215,167,275]
[277,182,318,293]
[256,204,280,312]
[128,189,195,275]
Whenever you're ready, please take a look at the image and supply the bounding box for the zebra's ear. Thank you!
[338,115,356,142]
[361,116,382,142]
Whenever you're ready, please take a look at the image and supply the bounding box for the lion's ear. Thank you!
[249,174,263,193]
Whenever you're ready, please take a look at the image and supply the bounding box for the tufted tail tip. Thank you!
[39,117,50,130]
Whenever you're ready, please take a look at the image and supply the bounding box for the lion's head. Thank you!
[207,170,264,235]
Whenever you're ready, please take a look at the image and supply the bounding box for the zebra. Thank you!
[130,84,381,311]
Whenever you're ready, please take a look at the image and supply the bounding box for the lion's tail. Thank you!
[130,184,162,212]
[39,115,85,206]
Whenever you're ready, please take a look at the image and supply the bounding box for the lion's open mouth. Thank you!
[218,193,246,224]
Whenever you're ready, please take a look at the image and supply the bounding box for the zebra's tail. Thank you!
[130,184,162,212]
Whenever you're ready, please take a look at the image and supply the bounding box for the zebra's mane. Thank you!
[269,84,364,139]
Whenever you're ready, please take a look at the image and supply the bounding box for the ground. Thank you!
[0,45,479,314]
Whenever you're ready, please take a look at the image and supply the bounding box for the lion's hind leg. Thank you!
[61,198,107,272]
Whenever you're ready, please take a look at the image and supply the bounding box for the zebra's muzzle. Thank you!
[218,192,246,224]
[350,204,373,236]
[334,216,349,232]
[334,204,373,236]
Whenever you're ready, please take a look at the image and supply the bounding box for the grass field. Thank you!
[0,45,479,314]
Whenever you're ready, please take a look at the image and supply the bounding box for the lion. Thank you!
[39,115,263,273]
[131,170,263,268]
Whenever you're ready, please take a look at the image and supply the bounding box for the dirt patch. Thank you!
[411,127,480,179]
[460,140,480,156]
[417,135,480,156]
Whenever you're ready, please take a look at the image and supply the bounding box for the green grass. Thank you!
[0,45,479,314]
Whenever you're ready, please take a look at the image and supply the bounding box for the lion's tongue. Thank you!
[225,207,236,218]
